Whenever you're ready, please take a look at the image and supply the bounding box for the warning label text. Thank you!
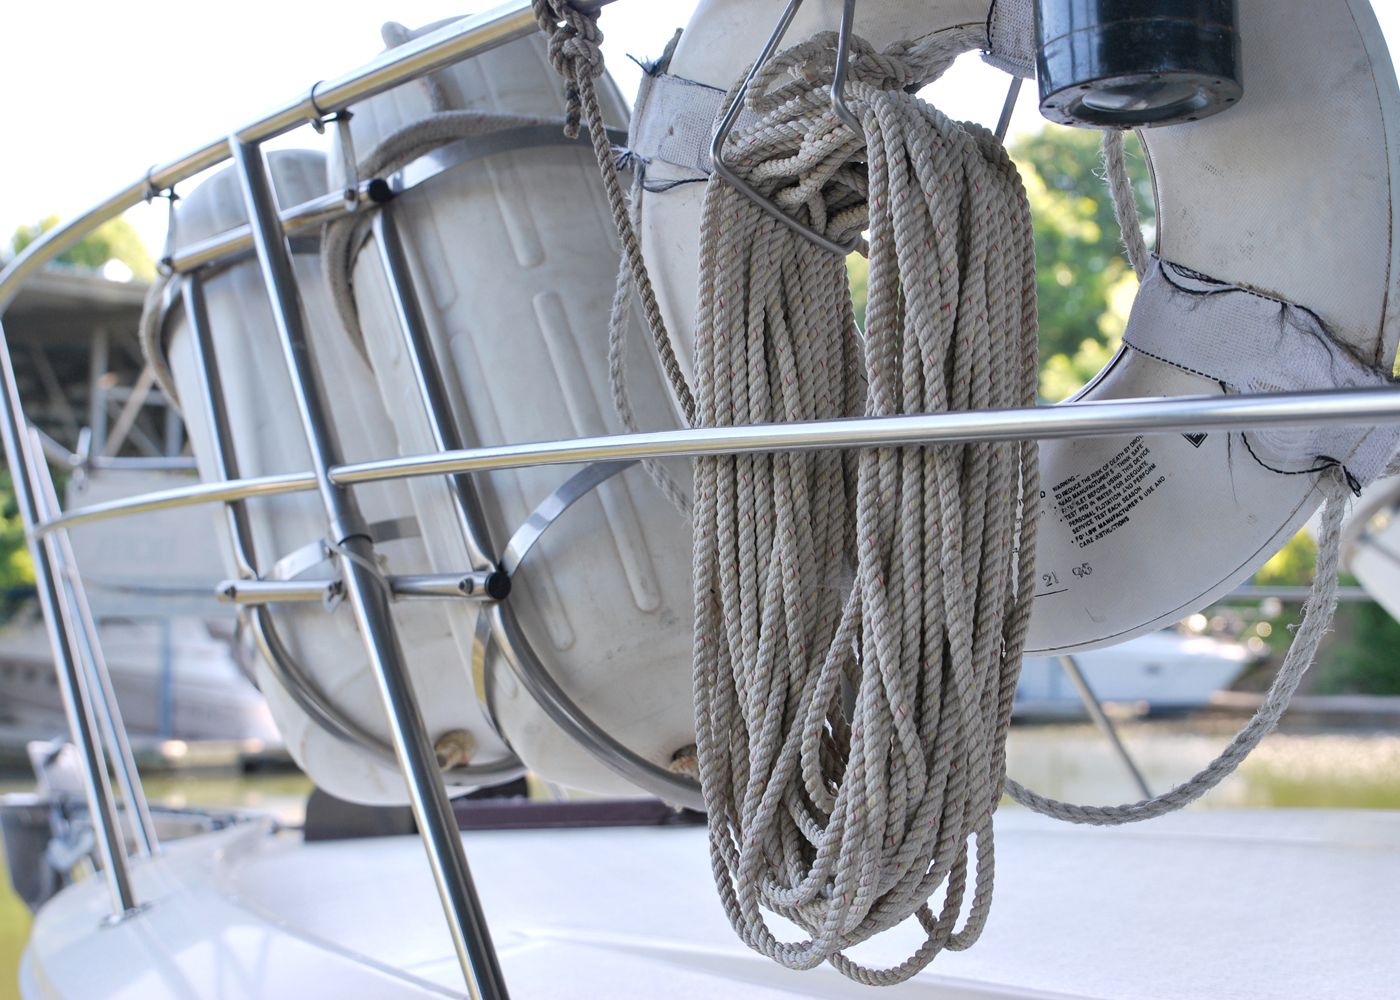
[1052,436,1165,549]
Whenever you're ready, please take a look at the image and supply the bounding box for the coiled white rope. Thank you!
[687,30,1039,984]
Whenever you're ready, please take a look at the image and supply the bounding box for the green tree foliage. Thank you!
[0,473,30,586]
[1009,126,1153,399]
[847,252,868,330]
[847,125,1153,400]
[1318,602,1400,695]
[0,471,34,619]
[8,215,155,281]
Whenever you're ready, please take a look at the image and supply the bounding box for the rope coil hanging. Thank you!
[533,0,1384,985]
[690,30,1039,982]
[532,1,1039,979]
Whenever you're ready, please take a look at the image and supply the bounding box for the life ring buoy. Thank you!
[157,150,520,804]
[636,0,1400,655]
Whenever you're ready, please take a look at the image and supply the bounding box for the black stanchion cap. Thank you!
[1035,0,1242,128]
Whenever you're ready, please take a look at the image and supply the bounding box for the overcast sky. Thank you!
[2,1,1398,257]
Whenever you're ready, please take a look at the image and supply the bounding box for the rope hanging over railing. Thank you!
[689,30,1038,983]
[538,0,1390,984]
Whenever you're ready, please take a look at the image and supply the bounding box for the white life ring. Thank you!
[158,150,520,804]
[637,0,1400,655]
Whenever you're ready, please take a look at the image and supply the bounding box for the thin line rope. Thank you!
[531,0,697,425]
[138,193,184,408]
[1005,467,1351,823]
[606,164,693,515]
[1101,129,1149,278]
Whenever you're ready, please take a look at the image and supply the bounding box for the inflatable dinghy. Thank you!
[156,151,521,803]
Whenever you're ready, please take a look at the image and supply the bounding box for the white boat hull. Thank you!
[1015,631,1254,715]
[22,808,1400,999]
[0,617,276,743]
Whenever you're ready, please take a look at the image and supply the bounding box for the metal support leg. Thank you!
[180,274,392,756]
[994,76,1024,141]
[0,318,138,918]
[231,138,508,1000]
[27,430,159,858]
[372,210,496,570]
[1056,654,1153,799]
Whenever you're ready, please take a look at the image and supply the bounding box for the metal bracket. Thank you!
[1057,654,1153,799]
[268,515,419,583]
[500,460,636,576]
[710,0,860,256]
[226,463,640,604]
[217,571,508,606]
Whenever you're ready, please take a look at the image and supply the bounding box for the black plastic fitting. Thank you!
[1035,0,1242,129]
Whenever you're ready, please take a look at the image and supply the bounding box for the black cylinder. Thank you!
[1035,0,1242,129]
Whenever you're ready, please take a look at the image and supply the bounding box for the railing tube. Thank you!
[32,386,1400,539]
[27,431,159,858]
[0,319,138,917]
[231,138,509,1000]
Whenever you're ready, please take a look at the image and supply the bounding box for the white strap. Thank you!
[983,0,1037,79]
[629,72,759,179]
[1124,256,1400,487]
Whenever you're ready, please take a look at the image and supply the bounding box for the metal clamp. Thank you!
[268,516,419,583]
[500,460,636,576]
[389,124,630,196]
[306,80,331,133]
[709,0,861,256]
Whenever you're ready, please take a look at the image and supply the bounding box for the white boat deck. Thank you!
[24,807,1400,998]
